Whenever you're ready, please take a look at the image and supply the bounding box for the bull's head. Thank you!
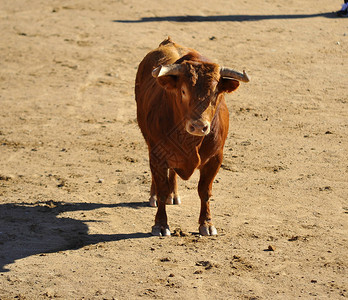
[152,61,249,136]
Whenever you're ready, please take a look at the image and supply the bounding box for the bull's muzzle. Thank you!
[185,119,211,136]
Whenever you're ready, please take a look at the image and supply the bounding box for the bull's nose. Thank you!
[186,120,211,136]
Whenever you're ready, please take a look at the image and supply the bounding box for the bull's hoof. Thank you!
[166,195,181,205]
[173,196,181,205]
[149,196,157,207]
[151,225,171,236]
[199,225,217,236]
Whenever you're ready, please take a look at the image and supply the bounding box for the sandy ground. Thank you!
[0,0,347,299]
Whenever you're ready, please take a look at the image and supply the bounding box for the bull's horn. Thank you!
[220,67,250,82]
[152,64,185,78]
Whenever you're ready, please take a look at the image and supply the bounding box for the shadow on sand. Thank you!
[113,12,336,23]
[0,200,151,272]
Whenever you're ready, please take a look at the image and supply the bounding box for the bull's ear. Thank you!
[219,78,240,93]
[156,75,178,90]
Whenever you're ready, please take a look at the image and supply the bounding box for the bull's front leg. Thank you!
[198,154,223,236]
[150,157,171,236]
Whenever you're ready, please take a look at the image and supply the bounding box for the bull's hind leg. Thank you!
[149,178,157,207]
[166,169,181,205]
[149,170,181,206]
[198,154,222,236]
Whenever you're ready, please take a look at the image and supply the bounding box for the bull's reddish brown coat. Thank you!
[135,38,246,236]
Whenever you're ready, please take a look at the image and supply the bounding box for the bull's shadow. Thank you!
[0,201,150,272]
[113,12,335,23]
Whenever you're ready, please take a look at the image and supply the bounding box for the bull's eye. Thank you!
[181,89,185,96]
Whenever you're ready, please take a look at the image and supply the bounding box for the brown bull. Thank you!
[135,37,249,236]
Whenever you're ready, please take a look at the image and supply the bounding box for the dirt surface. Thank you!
[0,0,347,299]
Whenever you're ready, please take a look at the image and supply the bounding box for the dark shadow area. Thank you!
[0,200,151,272]
[113,12,336,23]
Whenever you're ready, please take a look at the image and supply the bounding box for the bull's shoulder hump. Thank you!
[157,39,196,64]
[159,36,174,47]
